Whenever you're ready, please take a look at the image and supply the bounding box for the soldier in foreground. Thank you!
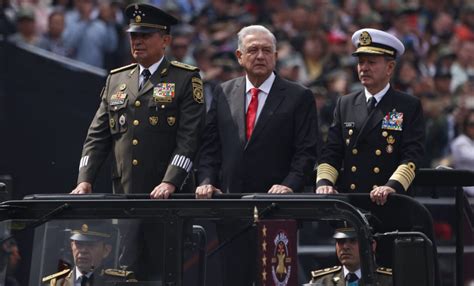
[42,222,134,286]
[307,227,392,286]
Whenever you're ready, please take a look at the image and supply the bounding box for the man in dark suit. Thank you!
[315,28,425,205]
[196,25,318,197]
[71,3,205,197]
[195,25,318,285]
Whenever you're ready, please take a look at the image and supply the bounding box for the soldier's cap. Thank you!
[125,3,178,34]
[70,222,112,242]
[351,28,405,59]
[333,227,357,239]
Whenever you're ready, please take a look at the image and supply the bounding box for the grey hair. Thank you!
[237,25,277,52]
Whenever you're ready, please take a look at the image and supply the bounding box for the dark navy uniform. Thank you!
[317,28,425,194]
[76,4,204,194]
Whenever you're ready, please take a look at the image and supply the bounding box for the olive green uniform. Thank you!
[309,266,393,286]
[77,59,204,193]
[42,267,135,286]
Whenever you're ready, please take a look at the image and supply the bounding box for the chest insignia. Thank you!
[110,91,127,106]
[344,122,355,128]
[153,83,175,102]
[382,111,403,131]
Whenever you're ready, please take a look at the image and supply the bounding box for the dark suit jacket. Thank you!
[197,75,318,193]
[77,59,205,193]
[317,87,425,193]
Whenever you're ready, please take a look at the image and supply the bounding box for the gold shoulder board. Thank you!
[376,267,393,275]
[170,61,199,71]
[110,63,138,74]
[104,268,135,279]
[311,266,342,278]
[42,269,71,282]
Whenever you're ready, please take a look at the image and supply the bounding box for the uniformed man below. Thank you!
[307,227,392,286]
[315,28,425,205]
[42,222,135,286]
[71,3,205,197]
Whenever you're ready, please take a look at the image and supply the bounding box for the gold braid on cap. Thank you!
[316,163,339,184]
[129,23,167,30]
[389,163,416,191]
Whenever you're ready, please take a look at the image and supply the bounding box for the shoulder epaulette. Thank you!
[110,63,137,74]
[42,268,71,283]
[170,61,199,71]
[104,268,135,279]
[311,266,342,278]
[376,267,393,275]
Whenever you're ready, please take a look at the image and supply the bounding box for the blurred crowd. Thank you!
[1,0,474,185]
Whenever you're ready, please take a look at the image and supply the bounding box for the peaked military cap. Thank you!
[333,227,357,239]
[351,28,405,59]
[125,3,178,34]
[69,221,113,242]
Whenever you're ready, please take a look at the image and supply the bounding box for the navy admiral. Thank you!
[307,227,392,286]
[315,28,425,205]
[42,222,135,286]
[71,3,205,197]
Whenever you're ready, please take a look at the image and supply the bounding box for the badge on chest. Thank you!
[153,83,175,102]
[382,110,403,131]
[110,91,127,106]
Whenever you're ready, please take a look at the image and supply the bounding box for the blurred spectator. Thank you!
[0,239,21,286]
[420,92,450,167]
[37,10,71,57]
[450,39,474,93]
[450,109,474,196]
[8,7,40,45]
[302,32,330,85]
[63,0,118,68]
[168,28,196,65]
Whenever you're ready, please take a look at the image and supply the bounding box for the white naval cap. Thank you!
[351,28,405,59]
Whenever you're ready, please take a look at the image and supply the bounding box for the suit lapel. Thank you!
[227,77,247,148]
[124,65,139,102]
[354,89,394,147]
[246,75,285,148]
[138,58,170,96]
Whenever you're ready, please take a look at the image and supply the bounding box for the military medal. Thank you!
[386,145,394,153]
[167,116,176,126]
[345,138,350,146]
[381,110,403,131]
[119,114,126,126]
[110,91,127,106]
[149,116,158,126]
[153,83,175,102]
[387,135,395,144]
[119,83,127,91]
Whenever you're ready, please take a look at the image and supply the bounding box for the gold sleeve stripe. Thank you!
[316,163,339,184]
[389,163,416,191]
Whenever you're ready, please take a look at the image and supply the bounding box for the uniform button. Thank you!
[351,166,357,172]
[348,129,353,135]
[133,120,139,126]
[350,184,356,190]
[382,131,388,137]
[132,159,138,166]
[352,149,358,155]
[345,139,350,145]
[132,139,138,145]
[375,149,382,156]
[135,100,141,107]
[373,167,380,173]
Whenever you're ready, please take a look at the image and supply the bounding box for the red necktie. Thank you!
[246,88,260,140]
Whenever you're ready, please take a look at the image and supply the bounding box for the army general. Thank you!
[71,3,205,198]
[315,28,425,205]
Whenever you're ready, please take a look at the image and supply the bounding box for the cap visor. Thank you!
[126,26,161,33]
[70,233,102,242]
